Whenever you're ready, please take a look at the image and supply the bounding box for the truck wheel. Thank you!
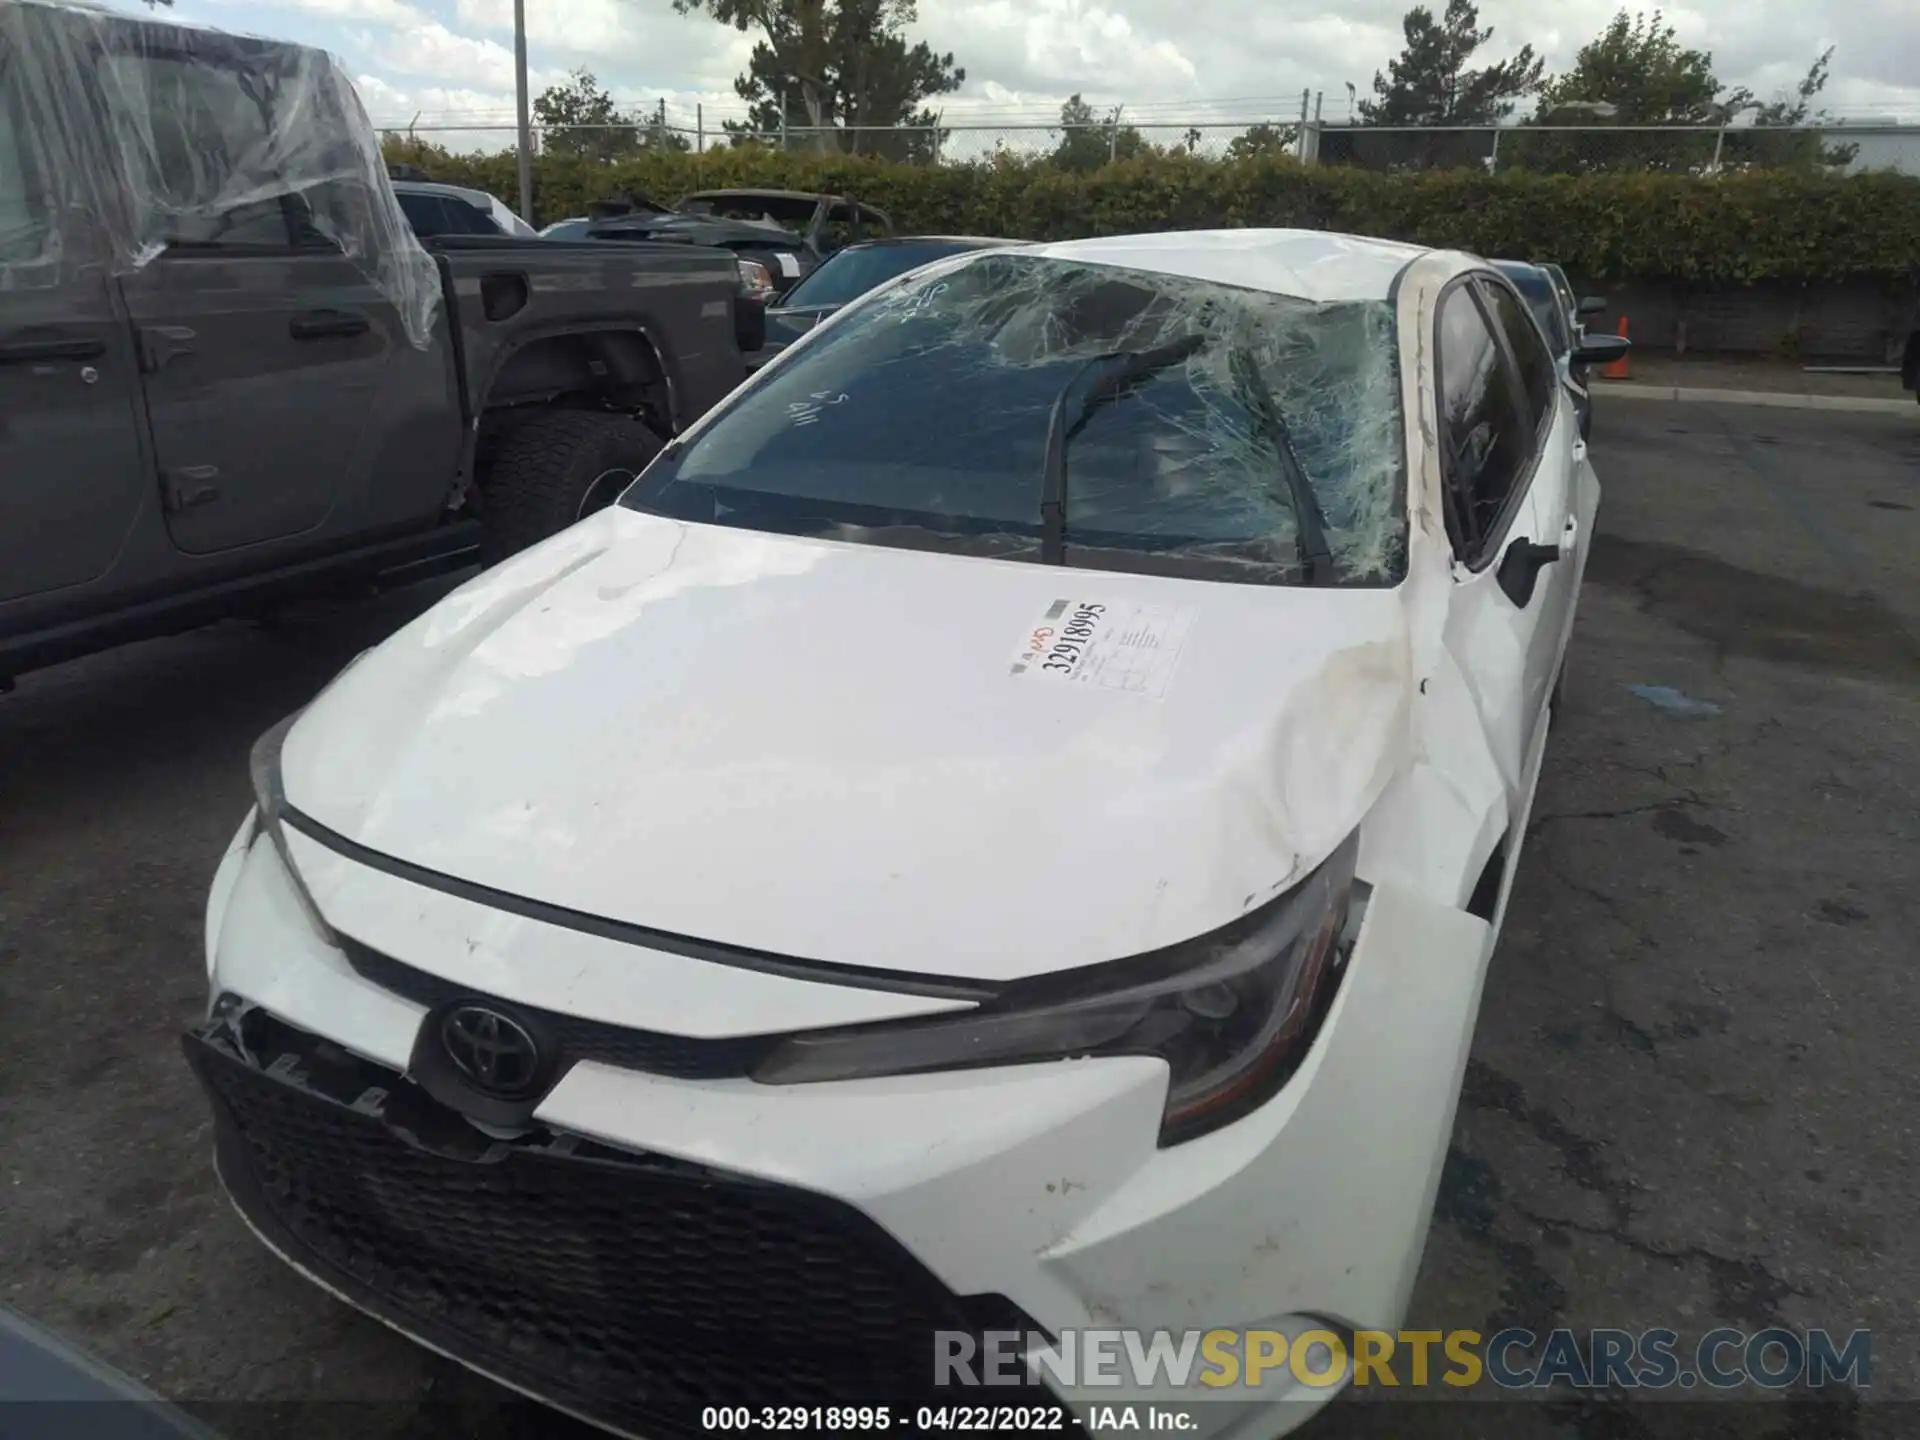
[478,410,663,563]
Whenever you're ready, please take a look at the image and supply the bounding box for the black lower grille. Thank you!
[186,1015,1062,1438]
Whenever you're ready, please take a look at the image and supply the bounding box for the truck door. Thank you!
[104,45,441,556]
[0,66,151,605]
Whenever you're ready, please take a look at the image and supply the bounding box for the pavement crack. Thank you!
[1538,847,1665,956]
[1527,794,1709,840]
[1462,1060,1634,1228]
[1513,1207,1803,1329]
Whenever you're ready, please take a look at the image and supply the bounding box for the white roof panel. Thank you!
[1026,228,1429,303]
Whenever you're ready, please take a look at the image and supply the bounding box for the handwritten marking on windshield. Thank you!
[787,391,850,426]
[895,281,949,322]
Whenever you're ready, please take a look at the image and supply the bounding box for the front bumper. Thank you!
[187,1010,1050,1435]
[197,830,1495,1440]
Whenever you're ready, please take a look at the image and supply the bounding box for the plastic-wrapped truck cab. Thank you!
[0,0,758,685]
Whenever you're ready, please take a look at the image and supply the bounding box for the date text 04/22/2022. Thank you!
[697,1406,1196,1434]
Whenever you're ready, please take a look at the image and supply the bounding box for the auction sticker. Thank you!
[1009,599,1194,699]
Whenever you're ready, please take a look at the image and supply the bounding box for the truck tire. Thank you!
[478,410,664,563]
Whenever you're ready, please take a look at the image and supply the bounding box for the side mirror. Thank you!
[1577,296,1607,316]
[1573,333,1630,366]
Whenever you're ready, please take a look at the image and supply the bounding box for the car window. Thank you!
[103,51,299,248]
[1480,279,1558,424]
[1436,283,1538,553]
[540,219,593,242]
[397,191,499,237]
[780,244,980,310]
[626,253,1409,585]
[1497,268,1570,361]
[0,58,55,269]
[395,191,448,236]
[818,205,860,252]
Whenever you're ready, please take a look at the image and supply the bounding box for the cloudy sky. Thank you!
[115,0,1920,147]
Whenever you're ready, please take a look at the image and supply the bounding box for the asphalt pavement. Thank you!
[1,400,1915,1439]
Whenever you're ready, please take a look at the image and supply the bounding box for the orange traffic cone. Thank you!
[1600,316,1631,380]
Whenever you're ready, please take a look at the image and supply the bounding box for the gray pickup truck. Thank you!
[0,0,759,685]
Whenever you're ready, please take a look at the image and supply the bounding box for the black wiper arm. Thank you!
[1039,335,1207,565]
[1229,348,1335,583]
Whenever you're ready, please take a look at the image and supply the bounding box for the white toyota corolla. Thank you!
[190,229,1603,1438]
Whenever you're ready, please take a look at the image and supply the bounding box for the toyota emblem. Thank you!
[440,1005,541,1096]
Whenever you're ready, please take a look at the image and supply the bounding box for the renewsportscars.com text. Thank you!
[935,1326,1872,1391]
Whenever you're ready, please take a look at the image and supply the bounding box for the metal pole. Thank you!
[512,0,532,223]
[1711,123,1726,172]
[1314,91,1323,122]
[1108,106,1120,164]
[1488,126,1501,173]
[697,102,704,155]
[780,91,789,151]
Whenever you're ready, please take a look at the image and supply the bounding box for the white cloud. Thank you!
[149,0,1920,146]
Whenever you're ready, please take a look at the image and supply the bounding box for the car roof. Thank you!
[393,179,496,208]
[680,189,839,204]
[837,236,1017,251]
[1025,229,1430,304]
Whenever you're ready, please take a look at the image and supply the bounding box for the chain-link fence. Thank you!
[376,118,1918,176]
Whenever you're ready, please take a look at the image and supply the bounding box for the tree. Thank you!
[1225,122,1297,162]
[1735,46,1856,169]
[675,0,964,160]
[1050,94,1147,172]
[534,71,641,161]
[641,98,692,153]
[1534,10,1723,123]
[1359,0,1544,125]
[1517,11,1850,173]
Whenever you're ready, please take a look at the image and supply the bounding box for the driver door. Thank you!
[1433,274,1577,806]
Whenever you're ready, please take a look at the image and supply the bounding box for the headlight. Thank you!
[754,832,1364,1145]
[249,709,336,944]
[245,652,368,944]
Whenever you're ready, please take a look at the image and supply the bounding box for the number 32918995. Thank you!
[1040,604,1106,674]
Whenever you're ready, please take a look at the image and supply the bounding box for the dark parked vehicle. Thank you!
[1492,259,1622,441]
[557,189,896,296]
[0,0,761,685]
[748,235,1020,369]
[1,1302,222,1439]
[392,178,535,238]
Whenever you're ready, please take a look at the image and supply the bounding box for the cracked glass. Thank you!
[627,252,1409,586]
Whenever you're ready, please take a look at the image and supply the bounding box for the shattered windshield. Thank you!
[623,252,1408,585]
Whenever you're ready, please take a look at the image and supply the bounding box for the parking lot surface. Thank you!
[2,400,1915,1438]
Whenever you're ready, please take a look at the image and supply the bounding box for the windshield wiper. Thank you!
[1039,335,1208,565]
[1228,348,1335,583]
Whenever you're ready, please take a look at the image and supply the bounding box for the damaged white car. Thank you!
[189,230,1600,1438]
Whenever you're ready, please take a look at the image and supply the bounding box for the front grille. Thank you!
[339,935,780,1079]
[187,1015,1061,1438]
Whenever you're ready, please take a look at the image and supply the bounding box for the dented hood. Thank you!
[283,510,1414,981]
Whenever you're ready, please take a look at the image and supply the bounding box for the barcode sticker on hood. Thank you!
[1010,599,1194,699]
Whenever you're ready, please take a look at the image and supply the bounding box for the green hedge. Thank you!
[383,139,1920,284]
